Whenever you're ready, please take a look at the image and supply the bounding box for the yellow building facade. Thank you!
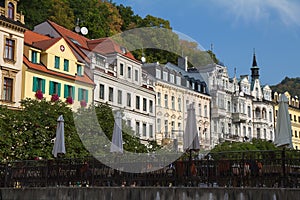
[274,91,300,149]
[22,31,94,110]
[0,0,26,109]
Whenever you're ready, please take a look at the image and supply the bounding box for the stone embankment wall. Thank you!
[1,187,299,200]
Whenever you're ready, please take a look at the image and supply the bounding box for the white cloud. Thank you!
[211,0,300,26]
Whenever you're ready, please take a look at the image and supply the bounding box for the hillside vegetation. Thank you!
[271,77,300,97]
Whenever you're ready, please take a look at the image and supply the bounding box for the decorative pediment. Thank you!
[157,111,162,116]
[171,114,176,119]
[164,113,169,117]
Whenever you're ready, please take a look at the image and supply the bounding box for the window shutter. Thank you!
[85,90,89,103]
[49,81,54,95]
[64,84,68,98]
[58,83,61,97]
[41,79,46,93]
[32,77,38,92]
[72,86,75,99]
[78,88,82,101]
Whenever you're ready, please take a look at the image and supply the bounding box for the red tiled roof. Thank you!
[32,37,61,51]
[23,56,95,86]
[47,20,91,63]
[87,38,139,62]
[24,30,51,45]
[47,20,139,63]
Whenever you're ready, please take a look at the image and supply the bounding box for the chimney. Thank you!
[178,56,188,71]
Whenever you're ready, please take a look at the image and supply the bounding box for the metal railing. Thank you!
[1,149,299,188]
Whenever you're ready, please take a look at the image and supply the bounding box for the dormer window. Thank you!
[31,50,38,64]
[77,65,83,76]
[8,2,14,20]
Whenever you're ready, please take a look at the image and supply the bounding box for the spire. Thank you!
[252,48,257,67]
[251,49,260,82]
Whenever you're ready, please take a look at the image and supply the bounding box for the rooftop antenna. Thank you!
[74,18,88,35]
[141,47,146,63]
[210,43,214,52]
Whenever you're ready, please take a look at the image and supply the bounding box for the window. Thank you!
[198,103,202,116]
[176,76,181,85]
[143,98,147,111]
[31,51,38,63]
[269,111,273,122]
[248,127,252,139]
[49,81,61,96]
[204,105,208,117]
[295,131,298,138]
[178,97,182,111]
[32,77,45,93]
[77,65,83,76]
[171,96,175,109]
[136,96,140,109]
[143,123,147,137]
[227,101,231,112]
[127,119,131,127]
[63,59,69,71]
[164,94,168,108]
[127,66,131,78]
[127,93,131,107]
[164,120,168,137]
[294,115,297,122]
[3,77,13,101]
[8,3,14,19]
[170,74,174,83]
[119,63,124,76]
[108,87,113,102]
[157,119,161,133]
[4,38,15,60]
[96,54,105,66]
[117,90,122,104]
[135,69,139,81]
[64,84,75,99]
[149,100,153,113]
[78,88,88,102]
[149,124,153,138]
[135,121,140,136]
[99,84,105,100]
[264,129,267,139]
[157,92,161,106]
[257,128,261,139]
[298,116,300,123]
[54,56,60,69]
[248,106,251,117]
[186,100,189,111]
[163,71,168,81]
[156,69,161,79]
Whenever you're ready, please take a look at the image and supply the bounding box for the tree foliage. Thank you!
[0,99,160,161]
[271,77,300,98]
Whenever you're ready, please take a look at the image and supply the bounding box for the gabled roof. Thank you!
[46,20,90,63]
[87,38,139,62]
[24,30,51,46]
[23,56,94,86]
[32,37,61,51]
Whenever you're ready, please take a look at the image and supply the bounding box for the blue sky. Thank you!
[113,0,300,85]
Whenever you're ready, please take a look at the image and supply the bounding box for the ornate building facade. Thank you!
[0,0,26,108]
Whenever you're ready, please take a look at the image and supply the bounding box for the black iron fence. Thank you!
[1,150,300,188]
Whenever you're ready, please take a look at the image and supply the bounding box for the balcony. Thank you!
[232,113,247,123]
[211,107,226,118]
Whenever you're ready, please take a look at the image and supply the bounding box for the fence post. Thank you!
[281,148,286,187]
[4,162,8,187]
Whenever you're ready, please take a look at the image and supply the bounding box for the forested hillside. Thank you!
[18,0,215,66]
[271,77,300,97]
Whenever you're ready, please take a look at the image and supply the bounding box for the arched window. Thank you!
[255,107,261,118]
[8,2,14,20]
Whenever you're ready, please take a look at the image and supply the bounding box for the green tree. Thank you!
[48,0,75,30]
